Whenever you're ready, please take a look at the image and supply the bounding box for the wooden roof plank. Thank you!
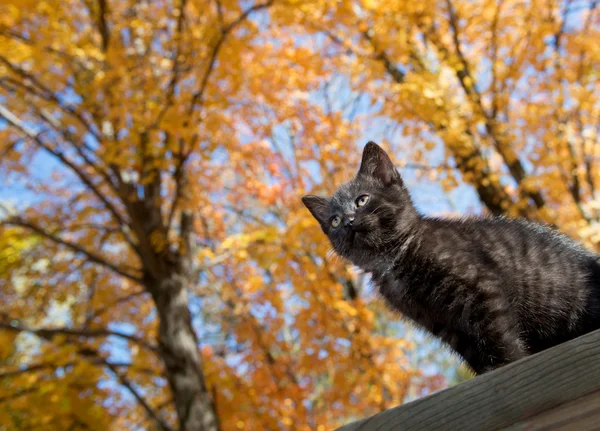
[505,389,600,431]
[337,329,600,431]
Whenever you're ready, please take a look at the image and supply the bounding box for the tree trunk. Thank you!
[149,271,219,431]
[122,169,218,429]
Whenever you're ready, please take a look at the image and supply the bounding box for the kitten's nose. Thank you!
[344,215,355,227]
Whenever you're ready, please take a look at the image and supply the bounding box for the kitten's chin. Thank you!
[349,230,356,246]
[346,253,375,271]
[332,233,374,265]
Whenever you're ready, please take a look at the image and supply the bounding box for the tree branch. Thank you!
[102,358,174,431]
[576,0,598,198]
[214,0,225,28]
[154,0,188,128]
[0,360,150,380]
[0,104,134,238]
[0,321,158,353]
[0,55,101,141]
[362,30,406,83]
[0,362,61,379]
[97,0,110,51]
[4,217,142,283]
[166,137,190,232]
[0,29,90,70]
[86,290,148,325]
[37,107,122,201]
[0,388,37,403]
[549,0,592,222]
[426,1,546,213]
[188,0,274,115]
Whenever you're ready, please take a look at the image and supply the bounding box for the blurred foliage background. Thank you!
[0,0,598,429]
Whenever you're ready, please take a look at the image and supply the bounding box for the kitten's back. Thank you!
[420,216,600,351]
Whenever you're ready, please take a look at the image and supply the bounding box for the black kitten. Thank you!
[302,141,600,374]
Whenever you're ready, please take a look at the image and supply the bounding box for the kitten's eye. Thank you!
[331,215,341,228]
[356,194,370,207]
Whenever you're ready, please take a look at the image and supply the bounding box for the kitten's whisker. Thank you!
[368,204,384,216]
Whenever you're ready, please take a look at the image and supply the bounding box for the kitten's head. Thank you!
[302,142,417,267]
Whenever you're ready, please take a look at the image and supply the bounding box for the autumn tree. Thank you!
[283,0,599,236]
[0,1,436,430]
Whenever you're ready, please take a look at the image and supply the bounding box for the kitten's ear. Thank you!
[301,195,330,232]
[358,141,402,186]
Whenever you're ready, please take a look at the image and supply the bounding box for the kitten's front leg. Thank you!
[461,285,526,374]
[465,298,527,374]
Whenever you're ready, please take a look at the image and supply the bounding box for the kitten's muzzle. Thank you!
[343,215,355,227]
